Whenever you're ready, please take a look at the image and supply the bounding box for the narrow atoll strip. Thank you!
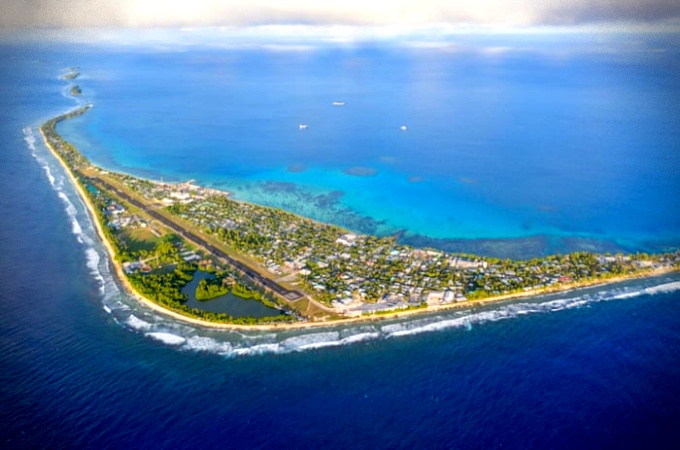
[37,72,680,331]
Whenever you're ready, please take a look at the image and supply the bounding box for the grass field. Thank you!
[120,227,160,253]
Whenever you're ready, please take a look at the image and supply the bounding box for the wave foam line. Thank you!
[232,343,281,356]
[381,280,680,339]
[27,122,111,300]
[41,160,56,187]
[111,277,680,356]
[145,332,186,346]
[56,187,107,291]
[644,281,680,295]
[84,247,106,289]
[25,126,65,190]
[184,336,234,354]
[23,127,36,154]
[125,315,152,331]
[280,332,340,350]
[114,275,680,356]
[225,330,383,356]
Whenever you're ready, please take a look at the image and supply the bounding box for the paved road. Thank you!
[89,177,305,302]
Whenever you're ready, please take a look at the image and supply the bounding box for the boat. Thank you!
[332,101,345,106]
[299,124,308,130]
[400,125,407,131]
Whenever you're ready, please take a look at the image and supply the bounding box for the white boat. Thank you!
[299,124,308,130]
[332,101,345,106]
[400,125,407,131]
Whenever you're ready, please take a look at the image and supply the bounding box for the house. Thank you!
[426,291,444,303]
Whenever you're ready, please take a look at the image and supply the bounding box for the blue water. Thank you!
[1,33,680,448]
[53,32,680,257]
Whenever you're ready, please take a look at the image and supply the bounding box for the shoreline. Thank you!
[39,114,679,332]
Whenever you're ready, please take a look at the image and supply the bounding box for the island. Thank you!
[62,68,80,80]
[38,79,680,330]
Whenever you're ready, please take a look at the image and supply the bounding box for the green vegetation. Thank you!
[70,85,82,96]
[85,183,130,261]
[121,228,160,253]
[195,277,230,300]
[231,282,258,299]
[40,106,295,325]
[166,186,680,308]
[231,282,281,309]
[129,260,195,306]
[130,269,291,325]
[41,107,91,170]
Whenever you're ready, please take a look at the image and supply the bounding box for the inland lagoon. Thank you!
[183,271,286,318]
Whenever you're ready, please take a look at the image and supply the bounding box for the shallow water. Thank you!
[52,33,680,257]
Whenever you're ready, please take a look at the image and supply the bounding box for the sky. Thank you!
[1,0,680,31]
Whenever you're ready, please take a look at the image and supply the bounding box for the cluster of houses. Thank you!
[104,202,149,230]
[111,172,680,317]
[122,247,202,275]
[122,260,152,274]
[114,174,228,206]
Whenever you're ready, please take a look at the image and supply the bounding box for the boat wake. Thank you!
[23,124,680,359]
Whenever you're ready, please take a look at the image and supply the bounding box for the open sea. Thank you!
[1,30,680,448]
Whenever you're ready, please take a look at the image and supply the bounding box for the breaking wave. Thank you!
[644,281,680,295]
[25,123,129,321]
[125,315,152,331]
[145,332,187,346]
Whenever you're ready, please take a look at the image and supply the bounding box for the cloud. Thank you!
[529,0,680,25]
[1,0,679,29]
[1,0,124,28]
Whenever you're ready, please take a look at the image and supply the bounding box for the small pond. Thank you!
[182,271,285,319]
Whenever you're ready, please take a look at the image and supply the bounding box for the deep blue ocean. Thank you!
[1,31,680,448]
